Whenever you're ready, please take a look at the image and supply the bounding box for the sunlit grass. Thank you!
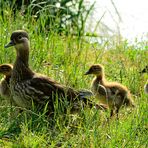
[0,4,147,148]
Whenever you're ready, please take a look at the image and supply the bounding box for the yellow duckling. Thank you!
[85,64,135,118]
[0,64,13,99]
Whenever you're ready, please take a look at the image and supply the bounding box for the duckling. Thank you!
[144,80,148,94]
[140,66,148,74]
[4,30,102,114]
[140,66,148,94]
[85,64,135,118]
[0,64,13,99]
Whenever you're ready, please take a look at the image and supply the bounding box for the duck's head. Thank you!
[85,64,104,76]
[0,64,13,76]
[5,30,29,50]
[140,66,148,74]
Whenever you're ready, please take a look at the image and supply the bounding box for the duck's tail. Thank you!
[65,87,108,111]
[124,93,135,108]
[78,89,108,111]
[78,89,93,98]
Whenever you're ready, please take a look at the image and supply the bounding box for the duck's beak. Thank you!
[4,40,14,48]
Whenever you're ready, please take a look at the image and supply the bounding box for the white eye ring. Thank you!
[18,35,22,40]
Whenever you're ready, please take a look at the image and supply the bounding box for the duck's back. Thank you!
[11,73,80,110]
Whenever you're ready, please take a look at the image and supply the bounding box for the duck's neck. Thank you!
[12,44,34,82]
[16,48,29,67]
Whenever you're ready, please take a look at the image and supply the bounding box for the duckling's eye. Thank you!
[93,67,100,71]
[93,67,98,70]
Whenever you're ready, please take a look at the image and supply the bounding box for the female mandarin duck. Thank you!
[0,64,13,99]
[85,64,135,118]
[4,30,106,114]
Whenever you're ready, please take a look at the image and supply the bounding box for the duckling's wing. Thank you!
[0,79,10,98]
[144,82,148,94]
[98,84,107,96]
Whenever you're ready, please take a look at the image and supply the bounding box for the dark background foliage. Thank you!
[1,0,94,35]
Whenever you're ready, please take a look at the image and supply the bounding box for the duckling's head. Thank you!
[85,64,104,76]
[0,64,13,76]
[5,30,29,50]
[140,66,148,74]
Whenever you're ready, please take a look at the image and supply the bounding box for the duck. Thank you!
[0,64,13,99]
[4,30,107,115]
[85,64,135,118]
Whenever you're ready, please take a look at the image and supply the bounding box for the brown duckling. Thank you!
[140,65,148,74]
[144,80,148,94]
[140,66,148,94]
[85,64,135,118]
[4,30,104,114]
[0,64,13,99]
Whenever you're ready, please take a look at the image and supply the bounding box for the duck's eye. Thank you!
[18,35,22,40]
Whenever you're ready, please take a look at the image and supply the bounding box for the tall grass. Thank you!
[0,3,147,148]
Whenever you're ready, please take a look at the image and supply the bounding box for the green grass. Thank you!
[0,6,148,148]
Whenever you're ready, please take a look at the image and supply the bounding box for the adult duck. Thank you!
[5,30,101,114]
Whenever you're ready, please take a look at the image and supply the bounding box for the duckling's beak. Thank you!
[84,70,91,75]
[4,40,14,48]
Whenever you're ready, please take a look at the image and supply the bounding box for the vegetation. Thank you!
[0,1,147,147]
[1,0,94,35]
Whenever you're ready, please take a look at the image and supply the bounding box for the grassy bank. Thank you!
[0,5,147,148]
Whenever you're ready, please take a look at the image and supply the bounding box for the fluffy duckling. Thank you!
[144,80,148,94]
[85,64,135,118]
[0,64,13,99]
[140,66,148,94]
[140,66,148,74]
[4,30,102,114]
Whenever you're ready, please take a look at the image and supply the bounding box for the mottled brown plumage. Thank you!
[85,64,135,118]
[0,64,13,99]
[5,30,103,115]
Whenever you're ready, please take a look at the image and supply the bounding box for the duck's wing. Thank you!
[16,73,98,112]
[25,75,93,105]
[78,89,93,98]
[26,76,78,102]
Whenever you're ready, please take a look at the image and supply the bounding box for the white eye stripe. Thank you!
[18,35,22,39]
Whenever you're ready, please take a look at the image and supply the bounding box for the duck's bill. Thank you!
[4,40,14,48]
